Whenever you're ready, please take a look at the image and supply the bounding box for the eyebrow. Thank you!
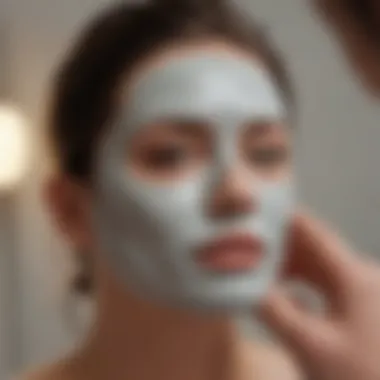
[157,118,209,137]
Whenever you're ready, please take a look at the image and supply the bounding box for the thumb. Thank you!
[259,288,330,358]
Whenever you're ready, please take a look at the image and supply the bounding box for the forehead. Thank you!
[120,52,286,129]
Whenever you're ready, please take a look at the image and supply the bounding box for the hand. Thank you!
[312,0,380,95]
[260,212,380,380]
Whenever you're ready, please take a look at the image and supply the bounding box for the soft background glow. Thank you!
[0,104,29,192]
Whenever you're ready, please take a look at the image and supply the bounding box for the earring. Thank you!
[72,250,94,295]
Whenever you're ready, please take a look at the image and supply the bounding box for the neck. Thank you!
[77,272,249,380]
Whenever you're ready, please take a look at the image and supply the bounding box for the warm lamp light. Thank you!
[0,104,29,192]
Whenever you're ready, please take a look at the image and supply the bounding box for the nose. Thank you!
[208,168,256,220]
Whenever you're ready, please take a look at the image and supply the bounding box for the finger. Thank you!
[283,211,358,303]
[259,288,331,357]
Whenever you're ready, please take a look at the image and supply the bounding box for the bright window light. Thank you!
[0,104,30,192]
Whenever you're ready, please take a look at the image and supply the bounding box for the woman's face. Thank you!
[61,41,294,312]
[126,42,291,185]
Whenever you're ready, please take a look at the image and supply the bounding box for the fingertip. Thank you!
[259,288,292,324]
[292,208,318,230]
[259,287,327,356]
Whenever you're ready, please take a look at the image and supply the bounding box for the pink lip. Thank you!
[195,232,263,273]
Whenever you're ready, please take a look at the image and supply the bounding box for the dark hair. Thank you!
[50,0,294,184]
[50,0,294,295]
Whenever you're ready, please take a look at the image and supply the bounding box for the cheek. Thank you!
[122,168,208,227]
[151,181,204,215]
[256,180,295,230]
[253,164,293,183]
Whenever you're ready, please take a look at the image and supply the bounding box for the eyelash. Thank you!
[144,146,190,168]
[247,147,288,166]
[140,145,288,169]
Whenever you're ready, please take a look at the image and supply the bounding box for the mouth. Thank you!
[195,232,264,274]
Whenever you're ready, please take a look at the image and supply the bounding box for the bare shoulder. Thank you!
[13,359,76,380]
[250,342,304,380]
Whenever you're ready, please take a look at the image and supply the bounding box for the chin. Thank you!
[164,281,272,315]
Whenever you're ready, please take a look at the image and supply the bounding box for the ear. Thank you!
[44,175,93,250]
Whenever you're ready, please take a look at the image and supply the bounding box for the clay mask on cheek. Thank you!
[92,53,295,312]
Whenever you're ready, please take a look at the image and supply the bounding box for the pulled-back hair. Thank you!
[49,0,294,184]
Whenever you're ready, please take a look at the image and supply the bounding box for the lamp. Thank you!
[0,103,29,193]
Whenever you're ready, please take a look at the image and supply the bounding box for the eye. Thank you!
[142,145,190,169]
[247,146,289,167]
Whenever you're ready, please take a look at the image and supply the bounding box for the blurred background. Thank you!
[0,0,380,378]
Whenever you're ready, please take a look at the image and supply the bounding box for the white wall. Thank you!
[1,0,380,376]
[3,1,113,374]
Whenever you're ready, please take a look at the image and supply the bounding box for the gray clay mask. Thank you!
[92,52,295,312]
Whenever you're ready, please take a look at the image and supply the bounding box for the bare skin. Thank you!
[21,211,380,380]
[18,3,380,378]
[19,344,301,380]
[261,211,380,380]
[18,41,300,380]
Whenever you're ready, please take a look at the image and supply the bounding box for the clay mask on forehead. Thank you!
[93,52,295,312]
